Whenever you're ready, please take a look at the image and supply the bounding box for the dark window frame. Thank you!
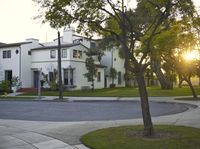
[97,72,101,82]
[3,50,11,59]
[62,49,67,58]
[50,50,56,59]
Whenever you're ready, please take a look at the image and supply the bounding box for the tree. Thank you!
[84,56,97,91]
[175,57,198,98]
[149,21,183,89]
[35,0,195,136]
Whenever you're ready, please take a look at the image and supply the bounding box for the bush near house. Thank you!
[0,80,11,94]
[49,82,58,91]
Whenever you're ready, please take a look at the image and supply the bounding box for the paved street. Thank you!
[0,97,200,149]
[0,100,194,121]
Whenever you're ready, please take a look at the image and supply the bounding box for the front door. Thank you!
[33,71,39,88]
[5,70,12,83]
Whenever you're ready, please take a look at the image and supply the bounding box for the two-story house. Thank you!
[31,43,105,90]
[30,27,105,90]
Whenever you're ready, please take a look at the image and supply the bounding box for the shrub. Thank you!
[110,83,116,88]
[49,82,58,91]
[0,80,11,93]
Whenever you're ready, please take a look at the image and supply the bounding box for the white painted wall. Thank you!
[0,46,20,81]
[20,39,41,88]
[101,48,125,87]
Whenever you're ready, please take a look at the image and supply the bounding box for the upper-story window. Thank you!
[62,49,67,58]
[3,50,11,59]
[28,51,31,55]
[50,50,56,59]
[90,42,96,49]
[73,50,82,59]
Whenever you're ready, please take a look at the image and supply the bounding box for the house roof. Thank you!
[0,42,32,48]
[0,42,6,45]
[31,43,84,50]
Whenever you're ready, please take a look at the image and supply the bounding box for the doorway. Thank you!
[5,70,12,82]
[33,71,39,88]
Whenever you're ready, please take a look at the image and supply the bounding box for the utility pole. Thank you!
[58,31,63,99]
[37,68,41,99]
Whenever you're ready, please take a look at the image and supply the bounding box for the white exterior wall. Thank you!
[112,49,125,87]
[21,40,40,88]
[31,44,104,90]
[101,48,125,87]
[0,46,20,81]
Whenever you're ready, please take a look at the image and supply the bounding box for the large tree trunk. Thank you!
[151,60,173,89]
[186,78,197,98]
[136,71,154,136]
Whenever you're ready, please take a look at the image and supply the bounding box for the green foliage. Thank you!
[0,80,11,93]
[49,82,58,91]
[110,67,117,79]
[84,56,97,82]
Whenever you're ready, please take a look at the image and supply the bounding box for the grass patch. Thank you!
[0,96,36,100]
[19,86,200,97]
[81,125,200,149]
[175,97,200,101]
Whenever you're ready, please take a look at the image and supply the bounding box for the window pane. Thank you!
[7,50,11,58]
[118,72,122,85]
[62,49,67,58]
[97,72,101,82]
[3,51,6,58]
[90,42,96,49]
[50,50,56,58]
[73,50,77,58]
[49,72,54,82]
[77,51,82,58]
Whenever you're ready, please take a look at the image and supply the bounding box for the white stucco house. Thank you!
[0,27,126,90]
[31,43,105,90]
[30,27,105,90]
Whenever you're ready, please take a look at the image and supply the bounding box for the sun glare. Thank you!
[183,50,199,61]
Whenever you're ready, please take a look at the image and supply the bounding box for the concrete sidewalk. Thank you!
[0,97,200,149]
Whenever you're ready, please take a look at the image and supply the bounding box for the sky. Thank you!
[0,0,200,43]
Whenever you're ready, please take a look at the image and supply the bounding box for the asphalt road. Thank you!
[0,100,195,121]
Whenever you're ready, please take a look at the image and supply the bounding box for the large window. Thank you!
[90,42,96,49]
[62,49,67,58]
[73,50,82,59]
[118,71,122,85]
[64,68,74,85]
[50,50,56,58]
[3,50,11,59]
[97,72,101,82]
[49,72,54,82]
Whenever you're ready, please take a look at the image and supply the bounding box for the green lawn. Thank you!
[19,86,200,97]
[0,96,36,100]
[81,125,200,149]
